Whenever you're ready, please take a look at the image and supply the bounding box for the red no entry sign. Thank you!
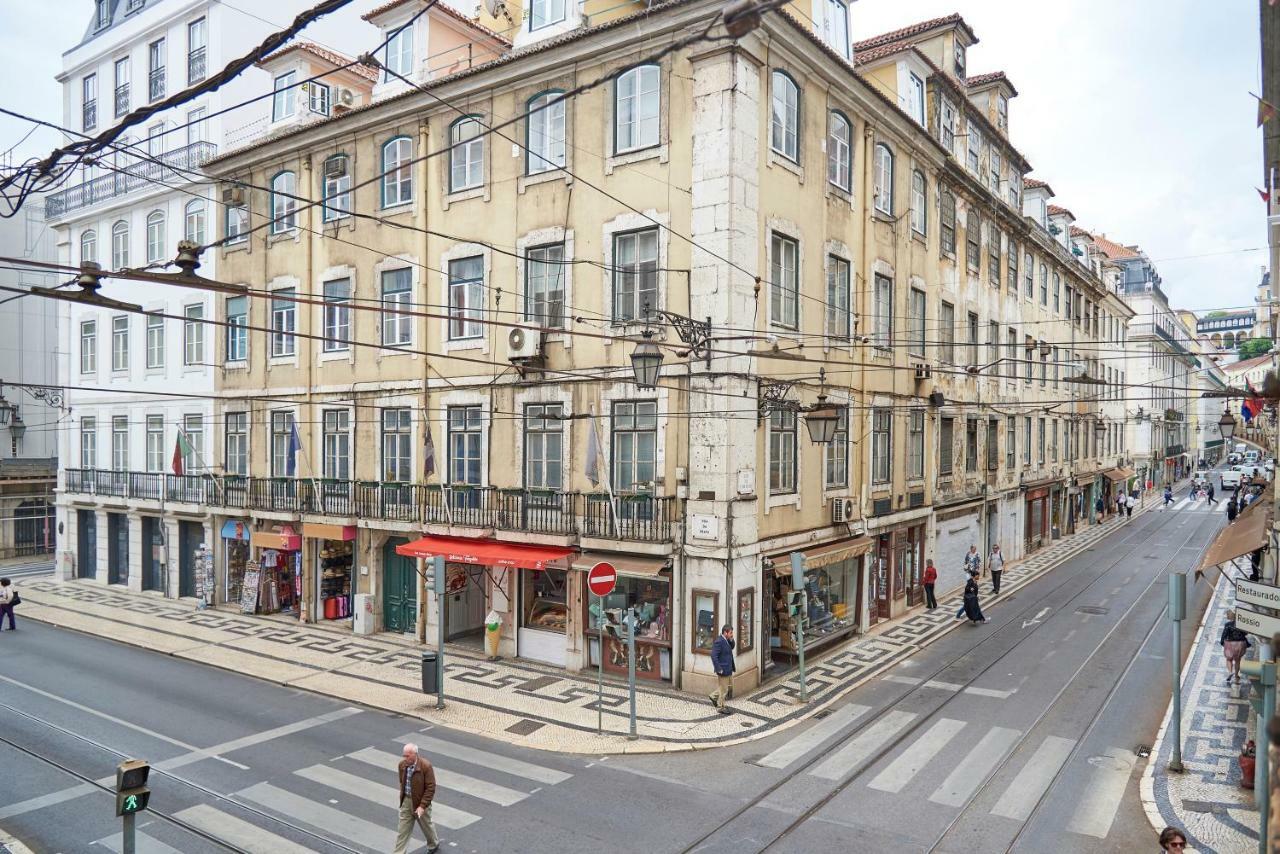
[587,562,617,597]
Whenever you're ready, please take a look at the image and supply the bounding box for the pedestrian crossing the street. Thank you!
[760,709,1138,842]
[1166,495,1230,513]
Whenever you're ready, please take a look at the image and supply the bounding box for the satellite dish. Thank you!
[482,0,506,17]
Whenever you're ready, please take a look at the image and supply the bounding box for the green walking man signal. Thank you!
[114,759,151,817]
[786,589,806,623]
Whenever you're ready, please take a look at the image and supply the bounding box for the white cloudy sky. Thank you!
[0,0,1266,313]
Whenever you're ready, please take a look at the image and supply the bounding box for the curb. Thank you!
[0,827,35,854]
[16,503,1159,755]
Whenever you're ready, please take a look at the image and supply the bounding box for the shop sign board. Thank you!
[240,561,261,614]
[587,562,617,597]
[690,514,718,540]
[1237,579,1280,611]
[1235,606,1280,641]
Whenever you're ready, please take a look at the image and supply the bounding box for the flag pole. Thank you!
[588,405,621,539]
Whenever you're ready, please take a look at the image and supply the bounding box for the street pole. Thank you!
[122,812,135,854]
[597,594,604,735]
[1169,570,1186,772]
[626,607,637,740]
[1244,657,1276,854]
[433,555,445,710]
[790,552,808,703]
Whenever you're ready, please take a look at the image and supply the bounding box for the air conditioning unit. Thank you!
[324,155,347,179]
[337,87,356,107]
[830,496,856,524]
[914,363,932,381]
[507,327,542,361]
[221,186,245,206]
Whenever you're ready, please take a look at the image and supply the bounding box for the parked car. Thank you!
[1221,470,1243,489]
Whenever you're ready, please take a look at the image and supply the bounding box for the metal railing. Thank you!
[62,469,678,542]
[148,67,165,101]
[82,100,97,132]
[114,84,130,118]
[45,140,217,219]
[188,48,206,84]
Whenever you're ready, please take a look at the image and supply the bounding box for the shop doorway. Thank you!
[141,517,164,592]
[178,521,203,598]
[76,509,96,579]
[382,539,416,634]
[106,513,128,586]
[872,536,891,624]
[448,564,488,644]
[14,500,50,556]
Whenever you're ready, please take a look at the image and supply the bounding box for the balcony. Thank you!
[114,84,130,118]
[62,470,678,542]
[45,140,217,220]
[148,68,165,102]
[187,48,206,84]
[82,100,97,132]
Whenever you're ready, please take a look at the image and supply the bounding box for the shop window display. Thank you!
[319,540,353,620]
[259,548,298,614]
[772,556,860,655]
[692,589,719,653]
[224,538,250,603]
[522,567,568,633]
[590,574,672,681]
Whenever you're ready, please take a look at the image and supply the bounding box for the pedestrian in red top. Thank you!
[922,558,938,610]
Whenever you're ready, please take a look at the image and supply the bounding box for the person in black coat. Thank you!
[1227,497,1239,523]
[957,570,986,624]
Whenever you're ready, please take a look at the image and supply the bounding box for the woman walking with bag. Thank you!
[1221,610,1251,684]
[0,578,17,631]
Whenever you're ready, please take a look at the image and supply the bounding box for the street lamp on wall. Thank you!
[629,329,664,389]
[804,393,841,444]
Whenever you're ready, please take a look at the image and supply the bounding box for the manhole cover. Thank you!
[1076,605,1109,616]
[505,718,545,736]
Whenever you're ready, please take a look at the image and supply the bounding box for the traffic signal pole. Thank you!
[789,552,808,703]
[122,813,135,854]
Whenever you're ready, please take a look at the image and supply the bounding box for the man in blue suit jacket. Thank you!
[709,625,736,714]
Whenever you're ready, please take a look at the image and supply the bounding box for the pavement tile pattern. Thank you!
[17,509,1147,754]
[1142,571,1260,853]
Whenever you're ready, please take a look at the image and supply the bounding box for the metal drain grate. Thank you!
[1135,745,1151,758]
[812,709,833,720]
[1076,605,1109,616]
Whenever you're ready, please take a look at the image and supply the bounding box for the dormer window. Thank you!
[530,0,567,31]
[907,72,925,127]
[940,98,956,154]
[384,24,413,79]
[954,44,966,79]
[824,0,850,60]
[272,72,297,121]
[997,94,1008,131]
[95,0,110,30]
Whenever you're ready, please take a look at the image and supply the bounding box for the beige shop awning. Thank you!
[572,552,669,578]
[1195,487,1273,580]
[772,536,874,575]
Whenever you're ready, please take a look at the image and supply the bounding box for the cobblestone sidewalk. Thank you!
[18,508,1149,755]
[1141,572,1259,853]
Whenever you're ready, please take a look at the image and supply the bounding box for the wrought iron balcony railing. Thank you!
[45,140,217,220]
[114,84,130,118]
[148,68,165,102]
[187,48,206,84]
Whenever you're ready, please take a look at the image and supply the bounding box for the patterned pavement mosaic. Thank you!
[17,509,1149,754]
[1141,572,1260,853]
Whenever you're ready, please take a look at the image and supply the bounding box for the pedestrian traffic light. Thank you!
[787,590,805,620]
[115,759,151,817]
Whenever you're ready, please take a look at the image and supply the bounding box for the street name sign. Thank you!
[1236,579,1280,611]
[1235,606,1280,641]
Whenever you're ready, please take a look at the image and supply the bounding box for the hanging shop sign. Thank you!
[239,560,261,615]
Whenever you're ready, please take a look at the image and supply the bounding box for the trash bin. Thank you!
[421,651,439,694]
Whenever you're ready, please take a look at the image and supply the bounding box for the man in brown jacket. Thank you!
[394,743,440,854]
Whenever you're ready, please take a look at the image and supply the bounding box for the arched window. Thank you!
[615,64,660,153]
[146,210,166,263]
[381,136,413,206]
[270,171,296,233]
[111,220,129,268]
[80,230,97,264]
[770,71,799,161]
[873,143,894,214]
[910,170,927,235]
[184,200,206,244]
[826,111,851,191]
[449,117,484,192]
[526,91,566,174]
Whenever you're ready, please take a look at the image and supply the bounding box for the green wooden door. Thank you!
[383,539,416,634]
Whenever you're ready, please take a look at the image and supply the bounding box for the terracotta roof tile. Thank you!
[853,13,976,52]
[1023,177,1047,189]
[964,70,1018,96]
[1047,203,1074,219]
[1075,229,1141,260]
[257,42,379,82]
[1224,353,1273,373]
[361,0,511,47]
[852,41,918,66]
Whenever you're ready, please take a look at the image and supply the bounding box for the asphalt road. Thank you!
[0,486,1224,854]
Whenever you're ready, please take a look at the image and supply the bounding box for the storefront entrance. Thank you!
[765,538,870,679]
[447,564,488,643]
[76,509,96,579]
[1025,487,1049,554]
[141,517,164,592]
[221,520,250,604]
[107,513,128,586]
[382,538,416,634]
[579,554,672,683]
[518,567,567,664]
[306,524,356,623]
[177,521,203,598]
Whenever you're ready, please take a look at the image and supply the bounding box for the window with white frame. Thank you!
[1023,415,1032,465]
[824,0,850,58]
[148,39,165,101]
[965,418,979,471]
[874,143,894,214]
[615,65,660,153]
[524,403,563,489]
[182,414,202,472]
[612,228,658,322]
[270,411,294,478]
[270,172,296,233]
[1039,263,1048,306]
[873,273,893,347]
[80,320,97,374]
[940,98,956,153]
[112,416,128,471]
[611,401,657,492]
[146,210,166,263]
[872,408,891,484]
[145,313,164,369]
[910,170,926,235]
[80,230,97,264]
[147,122,165,157]
[95,0,109,30]
[81,417,97,468]
[826,254,850,339]
[322,155,351,221]
[384,24,413,78]
[1008,170,1021,208]
[770,71,799,162]
[908,288,925,355]
[965,210,980,273]
[322,278,350,352]
[271,289,296,357]
[526,243,565,328]
[225,204,248,243]
[272,71,297,121]
[449,117,484,192]
[111,315,129,371]
[447,406,482,486]
[111,220,129,268]
[307,81,330,116]
[966,122,981,174]
[382,137,413,207]
[827,111,851,191]
[908,409,924,479]
[114,56,130,118]
[968,311,980,365]
[224,412,247,476]
[183,304,204,365]
[530,0,566,30]
[448,256,484,340]
[954,43,966,79]
[527,92,566,174]
[907,72,925,126]
[187,18,206,84]
[83,74,98,131]
[145,415,164,472]
[990,149,1001,194]
[187,107,207,144]
[322,409,350,480]
[768,408,797,495]
[184,200,205,244]
[770,232,799,330]
[381,268,412,346]
[824,408,849,488]
[1006,415,1016,468]
[1023,250,1033,296]
[225,295,247,362]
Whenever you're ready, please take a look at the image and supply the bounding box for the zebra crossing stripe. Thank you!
[754,704,870,769]
[401,734,572,785]
[172,804,316,854]
[348,747,529,806]
[1065,748,1136,838]
[93,830,185,853]
[809,711,917,781]
[294,763,481,829]
[928,726,1021,807]
[239,781,398,850]
[867,718,967,794]
[989,736,1078,820]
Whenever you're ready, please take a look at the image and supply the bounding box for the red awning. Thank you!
[395,535,574,570]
